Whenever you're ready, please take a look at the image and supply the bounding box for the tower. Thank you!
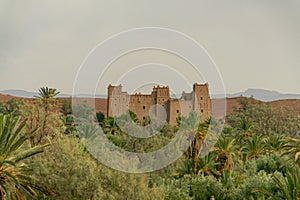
[192,83,212,121]
[107,84,127,117]
[151,86,170,107]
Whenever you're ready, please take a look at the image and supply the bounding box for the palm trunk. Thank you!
[192,139,198,174]
[192,138,203,175]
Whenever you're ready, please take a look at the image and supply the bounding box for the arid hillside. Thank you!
[227,97,300,115]
[0,94,299,117]
[0,94,21,103]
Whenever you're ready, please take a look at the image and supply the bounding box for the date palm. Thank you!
[198,152,220,177]
[272,168,300,200]
[254,168,300,200]
[0,114,47,199]
[34,87,60,145]
[36,87,60,101]
[284,137,300,165]
[174,159,193,177]
[214,135,237,174]
[265,134,287,154]
[242,134,265,159]
[237,117,253,143]
[180,112,206,175]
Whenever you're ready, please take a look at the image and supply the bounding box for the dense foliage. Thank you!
[0,90,299,199]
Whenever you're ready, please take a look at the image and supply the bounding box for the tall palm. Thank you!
[34,87,60,145]
[0,114,47,199]
[36,87,60,100]
[214,135,237,174]
[180,112,205,175]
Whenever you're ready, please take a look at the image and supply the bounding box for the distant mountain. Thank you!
[226,89,300,102]
[0,89,38,98]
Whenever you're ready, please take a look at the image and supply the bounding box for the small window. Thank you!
[176,110,179,113]
[200,97,203,100]
[201,109,204,113]
[163,98,165,101]
[143,116,145,120]
[143,105,146,109]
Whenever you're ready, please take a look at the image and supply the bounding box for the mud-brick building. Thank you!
[107,83,212,124]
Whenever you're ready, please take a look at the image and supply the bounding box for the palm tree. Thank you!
[0,114,47,199]
[36,87,60,101]
[180,112,205,175]
[174,159,193,178]
[237,117,253,143]
[34,87,60,145]
[265,134,287,154]
[214,135,237,175]
[197,152,220,177]
[272,168,300,200]
[284,137,300,165]
[242,134,265,159]
[254,168,300,200]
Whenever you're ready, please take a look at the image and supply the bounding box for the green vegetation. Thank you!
[0,114,47,199]
[0,89,299,199]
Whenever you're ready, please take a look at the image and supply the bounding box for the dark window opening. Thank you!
[143,105,146,109]
[143,116,145,120]
[177,110,179,113]
[200,97,203,100]
[201,109,204,113]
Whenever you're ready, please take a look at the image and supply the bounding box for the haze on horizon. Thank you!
[0,1,300,95]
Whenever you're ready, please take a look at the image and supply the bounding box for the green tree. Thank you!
[61,98,72,116]
[96,112,105,124]
[101,117,120,135]
[0,102,5,114]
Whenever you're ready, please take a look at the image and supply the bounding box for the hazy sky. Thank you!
[0,0,299,95]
